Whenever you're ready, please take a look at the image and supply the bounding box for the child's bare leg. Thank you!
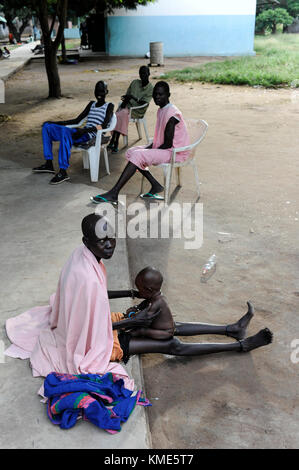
[174,302,254,341]
[128,328,273,356]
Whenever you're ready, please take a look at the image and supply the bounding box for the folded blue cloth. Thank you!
[44,372,151,433]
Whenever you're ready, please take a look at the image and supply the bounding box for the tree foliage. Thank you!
[284,0,299,16]
[0,0,32,42]
[68,0,156,17]
[256,0,299,16]
[1,0,156,98]
[256,6,294,33]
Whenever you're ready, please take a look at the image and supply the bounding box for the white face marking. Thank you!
[94,217,115,240]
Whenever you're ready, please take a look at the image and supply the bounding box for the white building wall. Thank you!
[111,0,256,16]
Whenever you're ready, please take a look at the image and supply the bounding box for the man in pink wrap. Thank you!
[90,81,190,204]
[4,214,158,392]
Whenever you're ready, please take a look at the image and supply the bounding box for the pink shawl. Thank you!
[5,245,134,391]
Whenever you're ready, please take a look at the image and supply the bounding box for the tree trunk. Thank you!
[5,15,21,42]
[44,43,61,98]
[37,0,68,99]
[19,16,32,40]
[61,31,67,62]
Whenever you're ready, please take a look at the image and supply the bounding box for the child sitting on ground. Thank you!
[124,266,175,340]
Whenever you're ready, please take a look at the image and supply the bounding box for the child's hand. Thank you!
[133,306,160,327]
[96,124,102,130]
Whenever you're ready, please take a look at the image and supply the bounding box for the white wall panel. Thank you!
[110,0,256,17]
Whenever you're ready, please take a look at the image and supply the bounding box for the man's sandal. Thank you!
[140,192,164,201]
[90,195,118,206]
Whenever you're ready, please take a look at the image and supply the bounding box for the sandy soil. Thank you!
[0,56,298,449]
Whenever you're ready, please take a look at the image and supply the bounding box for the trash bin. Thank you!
[149,42,164,66]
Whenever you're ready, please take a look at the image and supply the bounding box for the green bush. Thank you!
[255,8,294,34]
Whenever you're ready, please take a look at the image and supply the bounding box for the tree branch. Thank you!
[49,1,59,38]
[54,0,68,49]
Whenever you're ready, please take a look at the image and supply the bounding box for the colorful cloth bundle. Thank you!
[44,372,151,433]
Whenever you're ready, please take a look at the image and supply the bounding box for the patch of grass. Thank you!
[58,39,81,50]
[163,34,299,88]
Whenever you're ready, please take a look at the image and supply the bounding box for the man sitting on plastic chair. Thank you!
[90,81,190,204]
[32,81,114,185]
[107,66,153,154]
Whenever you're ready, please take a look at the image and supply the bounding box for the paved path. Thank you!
[0,41,39,82]
[0,47,152,449]
[0,129,151,450]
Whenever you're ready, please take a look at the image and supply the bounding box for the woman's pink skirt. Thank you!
[126,145,173,170]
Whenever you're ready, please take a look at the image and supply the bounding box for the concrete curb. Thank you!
[0,158,151,449]
[0,41,39,83]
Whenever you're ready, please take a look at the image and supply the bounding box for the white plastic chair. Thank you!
[68,113,117,182]
[121,102,150,147]
[140,119,208,205]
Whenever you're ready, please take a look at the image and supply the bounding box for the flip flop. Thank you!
[90,195,118,206]
[140,192,164,201]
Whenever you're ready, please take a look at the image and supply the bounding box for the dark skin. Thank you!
[119,267,273,356]
[92,83,179,204]
[109,66,151,150]
[129,268,175,340]
[127,293,273,357]
[82,214,160,329]
[82,215,273,357]
[43,81,114,140]
[40,82,114,175]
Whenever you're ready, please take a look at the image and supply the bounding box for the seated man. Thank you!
[107,66,153,154]
[32,81,114,184]
[90,81,190,204]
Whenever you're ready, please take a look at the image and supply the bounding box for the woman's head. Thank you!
[82,213,116,260]
[153,81,170,108]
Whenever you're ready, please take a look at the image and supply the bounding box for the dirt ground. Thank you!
[0,56,298,449]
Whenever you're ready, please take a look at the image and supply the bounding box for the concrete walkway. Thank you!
[0,154,151,449]
[0,41,39,82]
[0,51,152,449]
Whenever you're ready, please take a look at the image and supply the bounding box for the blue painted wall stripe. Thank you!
[107,15,256,56]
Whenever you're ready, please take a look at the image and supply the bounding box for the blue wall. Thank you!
[64,28,80,39]
[107,15,256,56]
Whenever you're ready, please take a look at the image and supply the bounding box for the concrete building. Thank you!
[106,0,257,56]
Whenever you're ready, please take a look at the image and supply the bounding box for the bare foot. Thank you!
[239,328,273,352]
[226,301,254,340]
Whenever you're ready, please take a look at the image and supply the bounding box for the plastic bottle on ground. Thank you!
[200,254,217,283]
